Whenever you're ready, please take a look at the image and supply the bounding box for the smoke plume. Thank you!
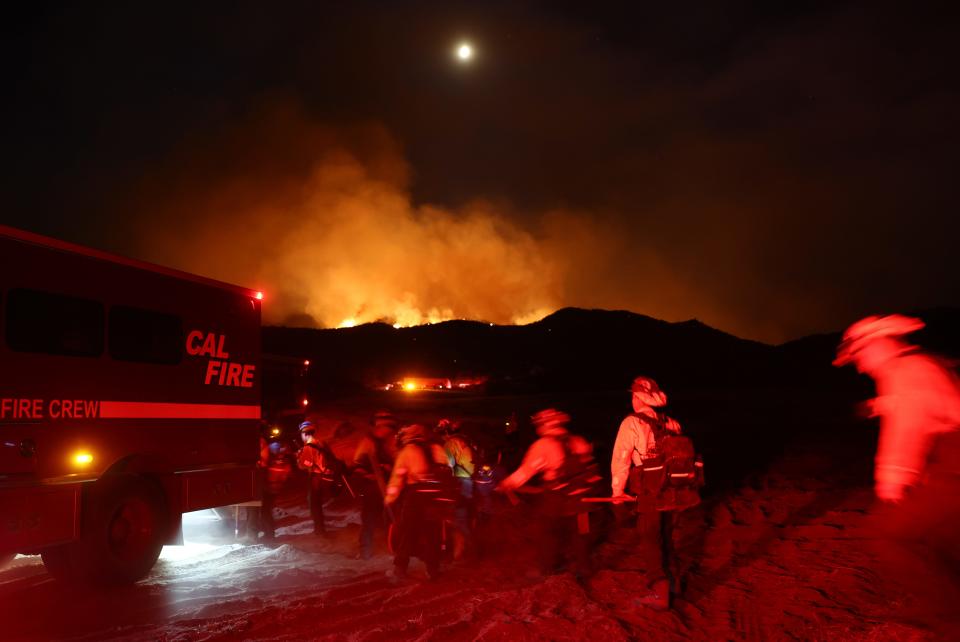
[134,100,612,328]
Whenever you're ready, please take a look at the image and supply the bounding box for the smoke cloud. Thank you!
[134,100,619,329]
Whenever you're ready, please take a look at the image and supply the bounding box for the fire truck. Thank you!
[0,225,261,584]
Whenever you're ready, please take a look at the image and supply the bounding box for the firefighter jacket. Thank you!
[443,434,475,479]
[499,426,592,491]
[352,433,394,481]
[611,409,682,496]
[870,351,960,501]
[385,441,450,505]
[298,438,332,476]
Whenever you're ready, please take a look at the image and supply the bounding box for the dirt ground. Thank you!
[1,390,958,641]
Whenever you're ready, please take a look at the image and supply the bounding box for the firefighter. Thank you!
[256,434,276,540]
[498,409,599,576]
[834,314,960,617]
[384,424,452,580]
[297,420,335,537]
[351,410,398,559]
[611,376,684,610]
[437,418,475,559]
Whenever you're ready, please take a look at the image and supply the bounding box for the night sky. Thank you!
[3,1,957,342]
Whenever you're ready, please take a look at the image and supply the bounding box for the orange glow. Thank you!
[403,382,416,391]
[73,451,94,466]
[270,427,281,437]
[254,291,264,300]
[138,112,584,334]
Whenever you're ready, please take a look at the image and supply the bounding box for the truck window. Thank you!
[5,288,104,357]
[109,305,183,365]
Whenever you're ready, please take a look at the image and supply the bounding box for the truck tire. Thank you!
[85,475,166,584]
[45,475,167,585]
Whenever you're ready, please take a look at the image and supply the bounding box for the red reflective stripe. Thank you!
[99,401,260,420]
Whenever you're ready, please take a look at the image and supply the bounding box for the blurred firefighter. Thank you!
[612,376,702,610]
[297,420,337,537]
[385,424,455,580]
[240,433,276,541]
[498,409,600,577]
[437,418,475,559]
[499,411,531,472]
[834,314,960,617]
[351,410,398,559]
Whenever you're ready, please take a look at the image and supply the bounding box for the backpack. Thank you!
[543,434,603,516]
[408,442,459,521]
[627,414,704,512]
[306,441,346,495]
[445,434,478,478]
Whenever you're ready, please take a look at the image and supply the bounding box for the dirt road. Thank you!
[2,443,955,641]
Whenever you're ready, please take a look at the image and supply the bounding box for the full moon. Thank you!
[456,43,473,61]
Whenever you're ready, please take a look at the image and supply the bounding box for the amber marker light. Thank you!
[255,291,264,300]
[73,451,94,467]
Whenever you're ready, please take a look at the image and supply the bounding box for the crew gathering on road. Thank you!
[249,314,960,612]
[252,374,705,609]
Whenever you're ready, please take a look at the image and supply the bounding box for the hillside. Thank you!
[264,308,772,395]
[264,307,960,397]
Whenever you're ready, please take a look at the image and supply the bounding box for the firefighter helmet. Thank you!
[299,420,316,434]
[631,376,667,407]
[372,410,397,426]
[833,314,925,367]
[396,424,430,448]
[531,408,570,435]
[436,418,461,437]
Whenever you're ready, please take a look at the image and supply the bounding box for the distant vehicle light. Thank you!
[255,291,264,301]
[404,382,416,391]
[303,360,310,367]
[270,427,281,437]
[302,398,309,407]
[73,451,94,466]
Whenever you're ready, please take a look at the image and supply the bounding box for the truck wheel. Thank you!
[74,475,166,585]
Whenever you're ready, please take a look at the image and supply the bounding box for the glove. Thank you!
[384,486,400,506]
[856,400,878,419]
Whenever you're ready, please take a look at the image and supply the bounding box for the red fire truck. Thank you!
[0,225,262,584]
